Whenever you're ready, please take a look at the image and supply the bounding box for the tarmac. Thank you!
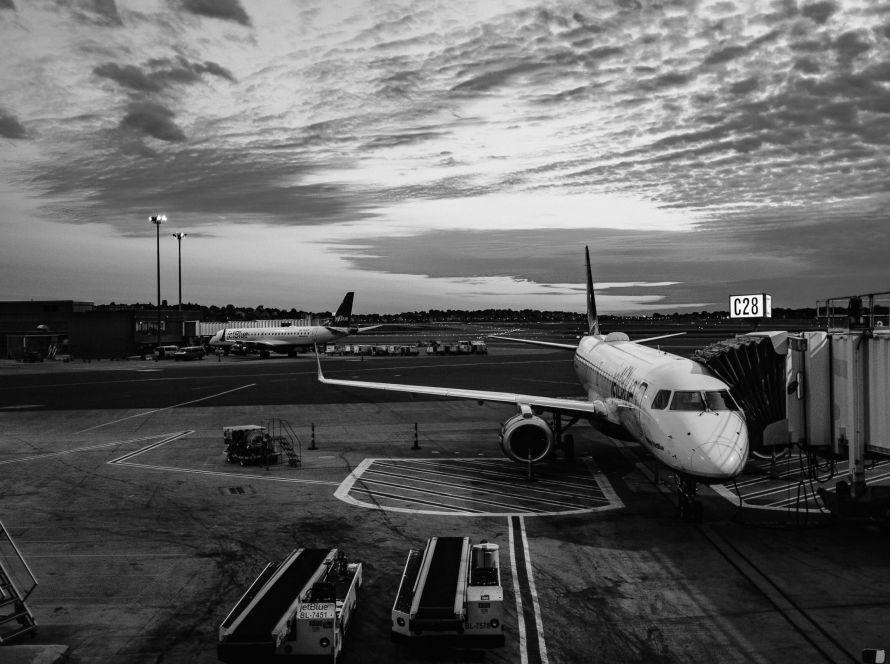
[0,351,888,664]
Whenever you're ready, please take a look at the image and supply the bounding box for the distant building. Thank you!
[0,300,93,359]
[0,300,203,359]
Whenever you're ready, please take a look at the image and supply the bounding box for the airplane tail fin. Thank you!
[585,246,599,335]
[331,292,354,326]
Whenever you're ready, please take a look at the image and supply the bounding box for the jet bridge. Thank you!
[695,292,890,517]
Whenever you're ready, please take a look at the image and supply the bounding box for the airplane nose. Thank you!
[688,436,748,479]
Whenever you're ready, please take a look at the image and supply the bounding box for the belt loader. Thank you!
[391,537,504,646]
[218,547,361,663]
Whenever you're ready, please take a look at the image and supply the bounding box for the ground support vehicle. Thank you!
[218,548,362,663]
[173,345,205,360]
[391,537,504,647]
[223,425,280,466]
[152,345,178,360]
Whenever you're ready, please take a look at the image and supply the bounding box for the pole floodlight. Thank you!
[171,232,188,311]
[149,214,166,349]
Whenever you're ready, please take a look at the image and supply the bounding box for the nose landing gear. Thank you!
[676,475,703,522]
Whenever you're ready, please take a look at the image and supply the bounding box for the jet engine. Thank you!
[499,412,553,463]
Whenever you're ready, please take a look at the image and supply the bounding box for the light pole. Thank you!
[171,232,188,311]
[149,214,166,349]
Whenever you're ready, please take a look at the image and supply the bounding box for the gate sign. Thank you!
[729,293,772,318]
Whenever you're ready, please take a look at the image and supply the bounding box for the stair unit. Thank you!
[266,418,302,467]
[0,519,37,644]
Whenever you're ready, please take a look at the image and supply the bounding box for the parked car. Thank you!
[173,345,206,361]
[153,345,179,360]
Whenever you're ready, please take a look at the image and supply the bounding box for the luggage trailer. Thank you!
[391,537,505,646]
[218,548,362,663]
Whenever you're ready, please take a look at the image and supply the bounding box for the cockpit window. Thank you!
[706,390,739,411]
[651,390,671,409]
[670,390,739,411]
[670,391,705,411]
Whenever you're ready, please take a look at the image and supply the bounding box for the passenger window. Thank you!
[651,390,671,409]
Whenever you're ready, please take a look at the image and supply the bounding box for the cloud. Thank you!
[801,1,838,25]
[0,0,15,10]
[0,109,27,139]
[27,142,375,233]
[119,102,186,142]
[833,30,871,65]
[704,45,748,66]
[177,0,250,27]
[94,57,235,93]
[62,0,123,26]
[94,63,162,92]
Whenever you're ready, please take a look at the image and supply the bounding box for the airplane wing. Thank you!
[490,335,578,350]
[632,332,686,344]
[314,352,599,416]
[490,332,685,349]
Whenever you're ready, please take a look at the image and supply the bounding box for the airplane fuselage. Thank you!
[573,333,749,483]
[209,325,351,352]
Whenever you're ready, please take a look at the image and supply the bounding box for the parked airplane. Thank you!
[316,249,749,520]
[210,292,372,358]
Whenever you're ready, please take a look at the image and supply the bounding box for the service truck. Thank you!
[391,537,504,646]
[219,547,362,663]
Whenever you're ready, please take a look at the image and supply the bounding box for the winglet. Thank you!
[585,246,599,336]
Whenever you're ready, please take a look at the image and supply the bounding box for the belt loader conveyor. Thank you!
[218,547,362,663]
[391,537,504,646]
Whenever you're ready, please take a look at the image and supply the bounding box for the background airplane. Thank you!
[316,249,749,520]
[210,292,374,358]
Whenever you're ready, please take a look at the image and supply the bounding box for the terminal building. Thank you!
[0,300,204,359]
[0,300,315,360]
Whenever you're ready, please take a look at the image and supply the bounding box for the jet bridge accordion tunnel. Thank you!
[693,333,787,455]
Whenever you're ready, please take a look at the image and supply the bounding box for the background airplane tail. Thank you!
[585,246,599,335]
[332,292,354,326]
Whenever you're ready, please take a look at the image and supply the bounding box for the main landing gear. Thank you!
[676,475,703,523]
[551,413,580,461]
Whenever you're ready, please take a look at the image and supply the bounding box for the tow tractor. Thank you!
[218,547,362,663]
[391,537,504,646]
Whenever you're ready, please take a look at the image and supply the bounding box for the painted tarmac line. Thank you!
[103,430,339,485]
[519,515,550,664]
[74,383,257,433]
[383,458,598,487]
[0,434,170,465]
[364,465,611,504]
[355,477,564,513]
[107,431,193,464]
[111,462,340,486]
[334,458,623,516]
[347,486,489,514]
[508,517,529,664]
[509,515,549,664]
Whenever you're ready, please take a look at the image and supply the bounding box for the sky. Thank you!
[2,0,890,315]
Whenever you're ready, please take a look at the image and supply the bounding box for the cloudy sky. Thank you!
[2,0,889,314]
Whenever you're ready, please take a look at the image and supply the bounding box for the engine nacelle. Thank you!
[499,413,553,463]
